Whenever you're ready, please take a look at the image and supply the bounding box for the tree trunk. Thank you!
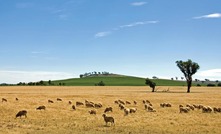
[152,87,155,92]
[187,80,192,93]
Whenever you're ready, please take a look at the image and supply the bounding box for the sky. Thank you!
[0,0,221,84]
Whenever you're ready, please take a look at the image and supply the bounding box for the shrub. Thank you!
[95,81,105,86]
[196,84,201,87]
[217,83,221,87]
[207,83,216,87]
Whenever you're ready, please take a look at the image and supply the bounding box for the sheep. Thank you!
[95,103,102,108]
[133,100,137,105]
[57,98,62,101]
[119,104,125,110]
[15,98,19,101]
[160,103,172,108]
[76,101,84,106]
[142,100,146,104]
[124,108,130,116]
[68,101,72,105]
[146,105,156,112]
[104,107,113,113]
[36,106,46,110]
[202,106,213,113]
[86,103,94,108]
[72,105,76,110]
[126,101,131,105]
[102,114,115,126]
[114,100,119,104]
[186,104,194,110]
[16,110,27,118]
[146,100,150,104]
[118,100,125,105]
[179,105,184,108]
[179,107,189,113]
[213,107,221,113]
[2,98,7,102]
[129,108,137,113]
[48,100,54,103]
[88,109,96,115]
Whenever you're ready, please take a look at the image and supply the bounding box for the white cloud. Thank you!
[195,69,221,80]
[94,31,111,38]
[193,13,221,19]
[95,20,158,38]
[0,70,73,84]
[120,21,159,28]
[131,2,147,6]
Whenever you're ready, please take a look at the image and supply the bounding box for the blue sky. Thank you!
[1,0,221,83]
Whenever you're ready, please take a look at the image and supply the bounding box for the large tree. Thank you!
[176,59,200,93]
[145,78,156,92]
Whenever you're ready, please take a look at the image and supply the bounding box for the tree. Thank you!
[176,59,200,93]
[145,78,156,92]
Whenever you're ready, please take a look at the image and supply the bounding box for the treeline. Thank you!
[16,80,65,86]
[80,71,111,78]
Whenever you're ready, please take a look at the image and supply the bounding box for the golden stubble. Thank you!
[0,86,221,134]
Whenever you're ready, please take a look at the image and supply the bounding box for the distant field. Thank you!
[0,86,221,134]
[52,76,188,86]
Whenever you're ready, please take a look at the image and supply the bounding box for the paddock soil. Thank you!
[0,86,220,134]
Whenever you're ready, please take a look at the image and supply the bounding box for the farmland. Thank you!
[0,86,221,134]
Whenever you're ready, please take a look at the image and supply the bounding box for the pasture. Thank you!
[0,86,221,134]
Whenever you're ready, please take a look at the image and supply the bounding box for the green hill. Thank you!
[51,75,188,86]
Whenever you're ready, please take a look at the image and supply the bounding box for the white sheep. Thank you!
[129,108,137,113]
[124,108,130,116]
[179,107,189,113]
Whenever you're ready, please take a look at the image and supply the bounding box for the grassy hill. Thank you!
[51,75,188,86]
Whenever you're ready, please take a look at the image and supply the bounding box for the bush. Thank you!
[196,84,201,87]
[95,81,105,86]
[207,83,216,87]
[217,83,221,87]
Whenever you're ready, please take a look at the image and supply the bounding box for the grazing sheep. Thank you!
[104,107,113,113]
[16,110,27,118]
[48,100,54,103]
[102,114,115,126]
[15,98,19,101]
[119,104,125,110]
[129,108,137,113]
[146,100,150,104]
[95,103,102,108]
[114,100,119,104]
[179,107,189,113]
[145,105,156,112]
[118,100,125,105]
[202,106,213,113]
[133,101,137,105]
[57,98,62,101]
[213,107,221,113]
[2,98,7,102]
[88,109,96,115]
[160,103,172,108]
[72,105,76,110]
[179,105,184,108]
[68,101,72,105]
[86,103,95,108]
[142,100,146,104]
[186,104,194,110]
[126,101,131,105]
[124,108,130,116]
[36,106,46,110]
[76,101,84,106]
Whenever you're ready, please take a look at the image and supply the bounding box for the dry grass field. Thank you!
[0,86,221,134]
